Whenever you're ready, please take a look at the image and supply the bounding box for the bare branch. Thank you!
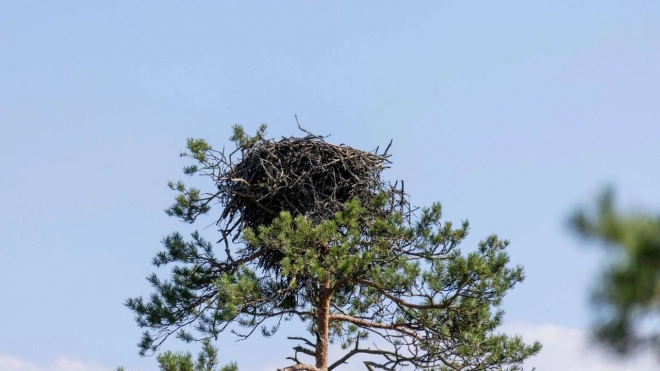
[329,314,422,340]
[353,279,458,310]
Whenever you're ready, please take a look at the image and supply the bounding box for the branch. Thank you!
[329,348,395,371]
[329,314,422,340]
[288,336,317,348]
[293,346,316,357]
[354,279,459,310]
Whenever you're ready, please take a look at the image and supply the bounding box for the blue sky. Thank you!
[1,1,659,370]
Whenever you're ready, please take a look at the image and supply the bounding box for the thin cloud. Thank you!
[0,355,109,371]
[503,322,658,371]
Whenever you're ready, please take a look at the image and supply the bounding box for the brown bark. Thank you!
[315,243,332,370]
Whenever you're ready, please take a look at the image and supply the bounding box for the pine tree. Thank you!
[126,125,540,371]
[571,188,660,355]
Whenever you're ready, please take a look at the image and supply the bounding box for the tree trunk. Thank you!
[315,277,331,370]
[315,242,332,371]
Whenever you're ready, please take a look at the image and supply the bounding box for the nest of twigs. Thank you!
[215,130,405,275]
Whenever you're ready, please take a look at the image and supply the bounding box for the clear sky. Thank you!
[1,1,659,370]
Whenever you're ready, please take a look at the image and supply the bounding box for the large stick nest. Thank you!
[214,130,406,274]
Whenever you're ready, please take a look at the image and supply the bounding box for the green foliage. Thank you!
[229,123,267,149]
[116,339,237,371]
[157,351,194,371]
[127,126,540,370]
[571,188,660,355]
